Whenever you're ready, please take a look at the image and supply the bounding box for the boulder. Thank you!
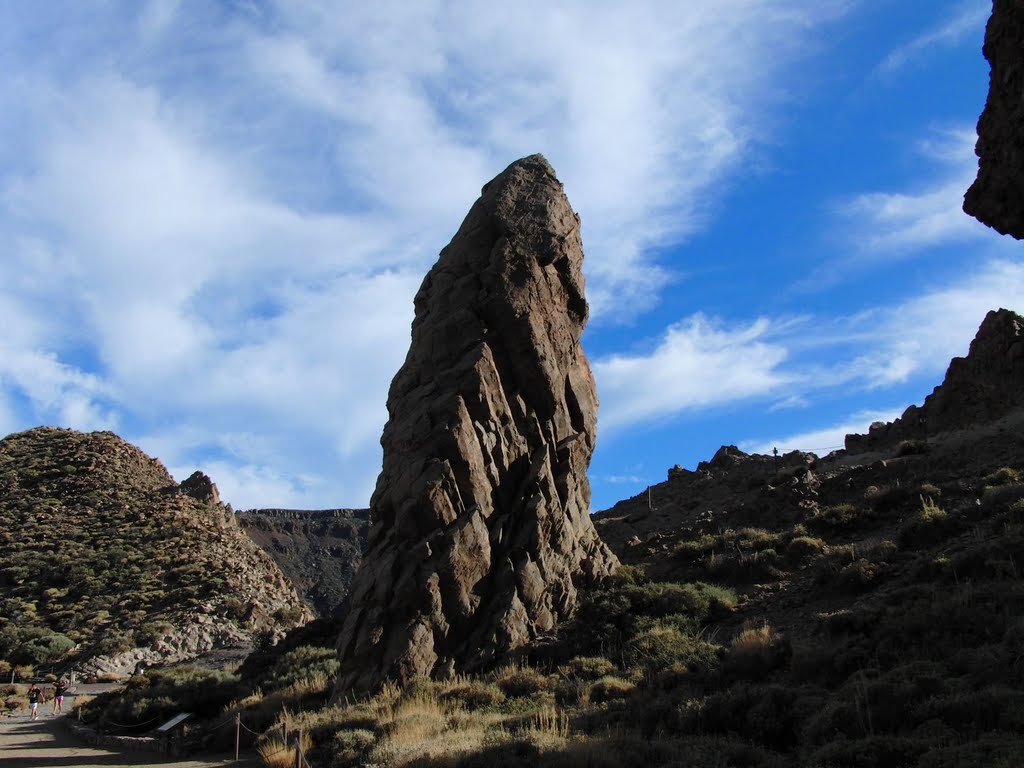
[179,470,220,505]
[334,155,618,694]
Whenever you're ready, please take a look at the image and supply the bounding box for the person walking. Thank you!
[52,677,69,715]
[27,684,42,720]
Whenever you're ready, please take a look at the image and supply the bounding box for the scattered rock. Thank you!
[334,155,618,694]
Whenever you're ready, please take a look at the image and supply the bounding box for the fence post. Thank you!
[235,713,240,762]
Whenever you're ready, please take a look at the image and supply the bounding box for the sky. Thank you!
[0,0,1019,513]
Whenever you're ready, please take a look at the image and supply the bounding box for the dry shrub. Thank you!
[559,656,615,680]
[786,535,825,563]
[726,624,791,678]
[442,680,505,709]
[587,676,635,703]
[493,665,548,698]
[257,730,309,768]
[383,695,448,749]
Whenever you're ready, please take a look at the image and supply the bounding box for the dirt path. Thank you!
[0,713,260,768]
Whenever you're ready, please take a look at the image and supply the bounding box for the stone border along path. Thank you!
[0,712,261,768]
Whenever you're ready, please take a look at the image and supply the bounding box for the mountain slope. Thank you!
[237,508,369,617]
[0,427,311,676]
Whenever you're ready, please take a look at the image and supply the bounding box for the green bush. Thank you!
[330,728,376,768]
[18,632,74,665]
[786,535,825,563]
[260,645,339,692]
[896,440,929,456]
[82,667,241,732]
[625,625,721,673]
[984,467,1020,486]
[898,497,953,549]
[814,504,861,528]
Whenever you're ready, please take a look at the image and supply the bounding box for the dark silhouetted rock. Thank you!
[845,308,1024,452]
[334,155,618,694]
[964,1,1024,238]
[180,470,221,505]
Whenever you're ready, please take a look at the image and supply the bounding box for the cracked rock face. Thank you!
[964,0,1024,238]
[335,155,618,694]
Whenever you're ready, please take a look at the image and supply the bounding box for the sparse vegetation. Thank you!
[0,427,307,673]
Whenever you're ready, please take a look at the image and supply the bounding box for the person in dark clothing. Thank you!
[27,684,42,720]
[52,677,69,715]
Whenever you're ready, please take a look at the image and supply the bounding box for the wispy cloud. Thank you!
[0,2,854,508]
[838,127,985,255]
[596,259,1024,435]
[878,1,989,75]
[594,315,797,432]
[741,407,904,456]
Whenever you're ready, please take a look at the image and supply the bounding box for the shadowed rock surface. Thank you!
[845,308,1024,452]
[964,0,1024,238]
[238,508,369,617]
[335,154,618,694]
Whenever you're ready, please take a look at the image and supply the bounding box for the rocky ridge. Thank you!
[335,155,619,693]
[0,428,311,676]
[595,309,1024,578]
[237,508,369,617]
[964,0,1024,238]
[845,308,1024,453]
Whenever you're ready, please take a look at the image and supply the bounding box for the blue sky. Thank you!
[1,1,1019,512]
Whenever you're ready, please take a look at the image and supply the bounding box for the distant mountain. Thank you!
[0,427,312,677]
[237,508,369,617]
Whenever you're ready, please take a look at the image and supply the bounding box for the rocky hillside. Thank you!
[156,308,1024,768]
[845,308,1024,453]
[0,427,311,677]
[237,508,368,617]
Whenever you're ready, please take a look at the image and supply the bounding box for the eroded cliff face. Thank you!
[335,155,618,694]
[964,0,1024,239]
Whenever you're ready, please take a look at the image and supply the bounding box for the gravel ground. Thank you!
[0,713,261,768]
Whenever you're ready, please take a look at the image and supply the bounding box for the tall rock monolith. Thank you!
[964,0,1024,238]
[335,154,619,694]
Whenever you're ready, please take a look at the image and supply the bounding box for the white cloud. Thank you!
[741,407,904,456]
[595,259,1024,435]
[0,348,116,432]
[594,315,796,431]
[879,1,989,75]
[838,259,1024,386]
[248,1,852,318]
[0,2,858,509]
[838,128,986,255]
